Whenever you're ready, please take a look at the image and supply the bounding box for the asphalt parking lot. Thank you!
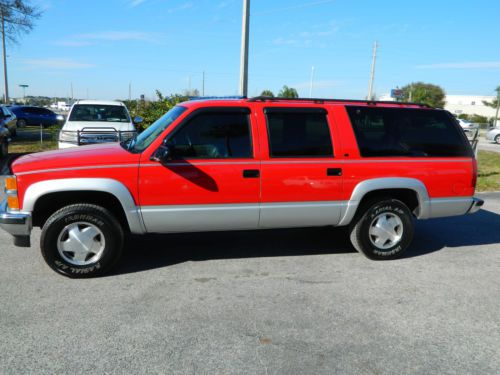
[0,173,499,374]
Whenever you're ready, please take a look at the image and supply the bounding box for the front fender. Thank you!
[23,178,146,234]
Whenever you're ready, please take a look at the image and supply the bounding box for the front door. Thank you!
[138,107,261,233]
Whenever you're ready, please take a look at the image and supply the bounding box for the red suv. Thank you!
[0,97,483,277]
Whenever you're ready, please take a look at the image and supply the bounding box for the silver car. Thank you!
[486,127,500,144]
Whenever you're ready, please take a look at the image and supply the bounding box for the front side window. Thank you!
[265,109,333,157]
[346,106,471,157]
[69,105,130,123]
[167,110,252,159]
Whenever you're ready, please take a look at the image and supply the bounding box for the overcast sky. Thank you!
[8,0,500,100]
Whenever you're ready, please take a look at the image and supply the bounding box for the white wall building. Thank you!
[445,95,496,118]
[379,93,497,119]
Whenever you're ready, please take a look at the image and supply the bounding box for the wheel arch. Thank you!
[24,178,145,234]
[338,178,431,226]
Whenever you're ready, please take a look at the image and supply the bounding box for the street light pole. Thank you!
[1,10,9,104]
[367,41,378,101]
[239,0,250,97]
[495,87,500,127]
[309,66,315,98]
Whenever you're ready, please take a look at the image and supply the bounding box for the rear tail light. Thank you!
[472,158,478,189]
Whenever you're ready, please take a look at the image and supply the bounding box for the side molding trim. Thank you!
[23,178,146,234]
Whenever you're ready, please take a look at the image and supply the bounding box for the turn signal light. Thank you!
[7,195,20,210]
[5,176,17,191]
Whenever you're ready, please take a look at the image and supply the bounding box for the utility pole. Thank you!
[129,82,131,101]
[202,71,205,96]
[70,83,74,102]
[1,10,9,104]
[309,66,315,98]
[367,41,378,101]
[495,89,500,127]
[239,0,250,97]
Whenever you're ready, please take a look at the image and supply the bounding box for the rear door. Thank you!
[258,106,344,228]
[138,107,261,233]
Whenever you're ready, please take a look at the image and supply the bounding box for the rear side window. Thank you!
[265,108,333,157]
[346,106,471,157]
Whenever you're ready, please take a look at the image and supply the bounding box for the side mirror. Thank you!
[133,116,143,125]
[150,144,172,163]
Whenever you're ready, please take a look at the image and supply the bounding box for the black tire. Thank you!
[17,119,27,128]
[495,135,500,145]
[40,204,124,278]
[10,128,16,137]
[0,139,8,159]
[349,199,414,260]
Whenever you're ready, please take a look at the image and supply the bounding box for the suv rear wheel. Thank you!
[40,204,124,278]
[349,199,414,260]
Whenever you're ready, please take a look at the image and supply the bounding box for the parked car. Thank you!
[8,106,62,128]
[58,100,141,149]
[486,127,500,144]
[0,97,482,277]
[457,118,475,130]
[0,105,17,136]
[0,122,9,158]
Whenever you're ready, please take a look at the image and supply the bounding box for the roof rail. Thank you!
[247,96,432,108]
[189,96,246,101]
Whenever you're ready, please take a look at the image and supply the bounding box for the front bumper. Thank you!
[0,199,32,246]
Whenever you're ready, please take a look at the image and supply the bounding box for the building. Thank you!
[379,93,498,119]
[444,95,496,118]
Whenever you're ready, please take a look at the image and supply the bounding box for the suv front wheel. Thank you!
[40,204,124,278]
[349,199,414,260]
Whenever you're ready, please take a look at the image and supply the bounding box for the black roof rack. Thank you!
[247,96,432,108]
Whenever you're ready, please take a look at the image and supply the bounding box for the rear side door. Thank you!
[138,107,261,233]
[257,106,344,228]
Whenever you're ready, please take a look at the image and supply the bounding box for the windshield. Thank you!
[69,104,130,122]
[129,105,187,152]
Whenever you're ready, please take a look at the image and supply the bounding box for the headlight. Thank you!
[56,115,64,121]
[59,131,78,143]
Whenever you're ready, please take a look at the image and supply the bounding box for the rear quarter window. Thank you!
[346,106,472,157]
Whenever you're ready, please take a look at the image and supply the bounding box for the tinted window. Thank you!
[167,111,252,159]
[266,109,333,157]
[69,104,130,122]
[346,106,471,157]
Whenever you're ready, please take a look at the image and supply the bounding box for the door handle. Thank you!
[243,169,260,178]
[327,168,342,176]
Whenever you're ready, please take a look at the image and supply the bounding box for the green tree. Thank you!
[124,90,187,130]
[277,85,299,99]
[0,1,42,103]
[482,86,500,109]
[260,89,274,97]
[400,82,446,108]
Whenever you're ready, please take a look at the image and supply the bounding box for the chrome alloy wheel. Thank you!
[56,222,106,266]
[368,213,403,250]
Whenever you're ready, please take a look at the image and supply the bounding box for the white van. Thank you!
[58,100,141,149]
